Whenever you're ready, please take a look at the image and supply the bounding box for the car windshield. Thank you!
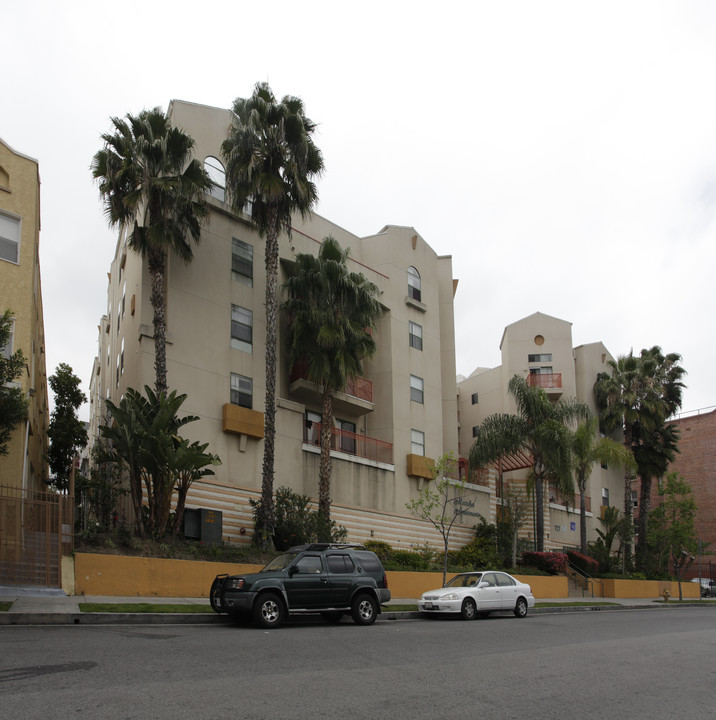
[261,553,298,572]
[445,573,482,588]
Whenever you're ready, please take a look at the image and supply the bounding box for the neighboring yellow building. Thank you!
[0,137,49,491]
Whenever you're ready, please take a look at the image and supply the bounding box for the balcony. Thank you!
[222,403,264,439]
[304,422,392,464]
[527,373,562,395]
[289,361,374,416]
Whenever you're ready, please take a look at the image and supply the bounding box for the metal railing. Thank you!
[290,361,373,403]
[566,561,604,599]
[527,373,562,389]
[303,422,392,464]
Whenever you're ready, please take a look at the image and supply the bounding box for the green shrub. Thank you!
[385,549,430,570]
[363,540,393,561]
[566,549,599,576]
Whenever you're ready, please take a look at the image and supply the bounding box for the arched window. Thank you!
[407,266,421,302]
[204,156,226,202]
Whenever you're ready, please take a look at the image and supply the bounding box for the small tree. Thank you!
[47,363,88,492]
[76,440,126,530]
[0,309,29,455]
[500,483,530,568]
[406,454,470,585]
[648,472,697,599]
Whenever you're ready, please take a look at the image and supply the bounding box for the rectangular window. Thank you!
[472,426,479,438]
[230,373,253,409]
[602,488,609,506]
[409,321,423,350]
[528,353,552,362]
[529,366,553,375]
[232,238,253,287]
[632,490,638,508]
[410,374,424,403]
[231,305,253,353]
[411,429,425,456]
[0,213,20,264]
[471,392,479,404]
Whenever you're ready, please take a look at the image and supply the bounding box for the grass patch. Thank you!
[0,602,11,612]
[655,599,716,604]
[383,604,418,612]
[535,601,621,608]
[80,603,213,614]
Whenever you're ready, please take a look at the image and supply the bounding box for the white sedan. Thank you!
[418,571,535,620]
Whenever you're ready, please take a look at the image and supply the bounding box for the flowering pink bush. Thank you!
[521,551,567,575]
[566,549,599,575]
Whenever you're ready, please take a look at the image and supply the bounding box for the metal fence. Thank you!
[0,485,74,588]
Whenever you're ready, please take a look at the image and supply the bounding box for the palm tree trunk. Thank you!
[534,461,545,551]
[636,475,652,571]
[579,477,587,555]
[148,246,168,394]
[317,386,333,542]
[622,426,634,565]
[259,215,279,549]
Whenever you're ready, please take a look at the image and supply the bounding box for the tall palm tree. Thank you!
[92,109,213,394]
[595,346,685,567]
[469,375,590,550]
[570,416,635,554]
[222,82,324,547]
[283,236,381,540]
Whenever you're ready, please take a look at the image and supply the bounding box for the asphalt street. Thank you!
[0,607,713,719]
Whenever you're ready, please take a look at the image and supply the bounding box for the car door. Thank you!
[283,554,328,609]
[325,553,356,607]
[478,572,502,610]
[495,572,519,610]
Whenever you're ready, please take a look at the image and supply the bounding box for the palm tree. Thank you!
[570,416,635,554]
[283,236,381,540]
[469,375,590,550]
[595,346,685,567]
[222,82,324,547]
[92,109,213,393]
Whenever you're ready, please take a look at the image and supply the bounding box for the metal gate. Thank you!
[0,485,74,587]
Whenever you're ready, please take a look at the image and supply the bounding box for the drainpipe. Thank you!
[21,418,30,491]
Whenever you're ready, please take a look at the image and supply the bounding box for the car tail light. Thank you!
[383,573,388,588]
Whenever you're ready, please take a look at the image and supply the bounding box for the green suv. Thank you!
[210,543,391,628]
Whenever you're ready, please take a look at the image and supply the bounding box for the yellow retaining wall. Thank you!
[71,554,568,599]
[598,578,699,600]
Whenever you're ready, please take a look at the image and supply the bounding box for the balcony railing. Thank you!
[290,361,373,403]
[304,422,392,464]
[527,373,562,389]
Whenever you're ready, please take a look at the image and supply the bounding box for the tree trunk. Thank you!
[636,475,652,571]
[534,461,545,551]
[259,215,279,550]
[579,476,587,555]
[317,386,333,542]
[148,246,168,395]
[622,426,634,565]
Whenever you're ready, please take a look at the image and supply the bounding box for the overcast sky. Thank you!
[4,1,715,421]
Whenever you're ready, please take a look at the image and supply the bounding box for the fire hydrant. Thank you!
[661,589,670,602]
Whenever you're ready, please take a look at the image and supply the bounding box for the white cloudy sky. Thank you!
[4,1,715,421]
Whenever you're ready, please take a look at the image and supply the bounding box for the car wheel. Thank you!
[351,593,378,626]
[253,593,285,629]
[209,575,225,613]
[321,612,344,624]
[461,598,477,620]
[514,597,528,618]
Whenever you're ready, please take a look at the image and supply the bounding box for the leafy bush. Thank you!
[566,549,599,576]
[384,549,430,571]
[363,540,393,562]
[521,551,567,575]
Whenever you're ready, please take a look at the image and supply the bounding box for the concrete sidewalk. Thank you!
[0,585,706,625]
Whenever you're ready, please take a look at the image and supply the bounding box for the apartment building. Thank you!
[89,100,474,549]
[457,312,625,552]
[0,137,49,490]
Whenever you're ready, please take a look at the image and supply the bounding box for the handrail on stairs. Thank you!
[566,562,604,599]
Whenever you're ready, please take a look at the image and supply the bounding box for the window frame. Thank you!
[232,237,254,287]
[231,305,253,353]
[407,266,421,302]
[409,321,423,350]
[204,156,226,202]
[0,211,21,265]
[410,374,424,404]
[411,429,425,456]
[230,373,253,409]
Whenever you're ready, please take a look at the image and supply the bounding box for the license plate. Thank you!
[424,602,434,609]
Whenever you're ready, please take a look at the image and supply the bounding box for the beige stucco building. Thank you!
[89,100,476,550]
[457,312,625,552]
[0,138,49,491]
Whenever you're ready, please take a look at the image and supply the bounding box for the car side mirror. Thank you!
[288,565,298,576]
[478,581,488,588]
